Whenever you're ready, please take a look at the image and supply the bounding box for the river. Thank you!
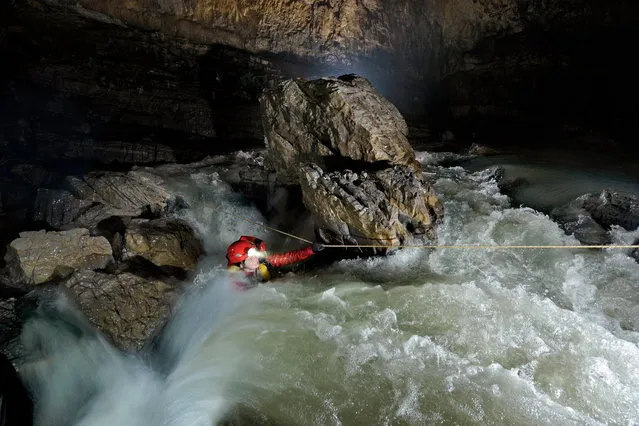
[18,149,639,425]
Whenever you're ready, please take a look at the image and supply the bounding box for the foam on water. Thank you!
[18,156,639,425]
[19,275,273,426]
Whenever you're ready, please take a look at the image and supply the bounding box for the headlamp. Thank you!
[247,247,266,258]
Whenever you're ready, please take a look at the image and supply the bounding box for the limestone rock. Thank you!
[579,190,639,232]
[34,188,137,231]
[32,169,182,231]
[300,164,443,247]
[63,270,176,351]
[64,170,175,217]
[33,189,95,229]
[123,219,204,270]
[4,229,113,285]
[261,75,419,180]
[552,190,639,248]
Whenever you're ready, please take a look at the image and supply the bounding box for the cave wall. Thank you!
[1,2,293,167]
[36,0,637,78]
[2,0,638,160]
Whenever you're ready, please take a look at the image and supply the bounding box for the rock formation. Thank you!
[262,75,443,248]
[123,218,204,270]
[63,270,177,351]
[3,0,635,167]
[261,75,419,180]
[4,229,113,285]
[33,169,185,231]
[301,164,443,247]
[551,190,639,249]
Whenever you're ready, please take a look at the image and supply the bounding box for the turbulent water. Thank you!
[18,151,639,425]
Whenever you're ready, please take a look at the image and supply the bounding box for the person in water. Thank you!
[226,235,324,285]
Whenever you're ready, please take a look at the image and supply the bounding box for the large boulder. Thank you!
[4,229,113,285]
[260,75,419,180]
[33,169,185,231]
[123,218,204,271]
[300,164,443,247]
[65,170,177,217]
[62,270,177,351]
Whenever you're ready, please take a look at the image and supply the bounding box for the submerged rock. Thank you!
[467,143,501,156]
[62,270,177,351]
[552,190,639,248]
[261,75,419,180]
[4,229,113,285]
[300,164,443,248]
[579,190,639,232]
[123,218,204,271]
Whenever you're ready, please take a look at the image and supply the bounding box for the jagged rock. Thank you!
[4,229,113,285]
[300,164,443,247]
[33,189,94,229]
[33,169,183,231]
[261,75,419,180]
[62,270,177,351]
[579,190,639,231]
[64,170,175,217]
[123,219,203,271]
[558,214,611,246]
[551,191,639,247]
[33,188,136,231]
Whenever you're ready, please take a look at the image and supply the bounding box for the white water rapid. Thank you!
[18,151,639,425]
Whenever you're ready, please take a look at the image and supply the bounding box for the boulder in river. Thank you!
[300,164,443,248]
[260,74,420,181]
[123,218,204,271]
[4,229,113,285]
[62,270,177,351]
[579,190,639,232]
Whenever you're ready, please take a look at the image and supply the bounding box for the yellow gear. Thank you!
[228,263,271,282]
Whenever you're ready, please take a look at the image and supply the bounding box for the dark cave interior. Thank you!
[1,0,638,252]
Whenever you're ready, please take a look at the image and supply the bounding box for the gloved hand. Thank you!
[312,242,325,253]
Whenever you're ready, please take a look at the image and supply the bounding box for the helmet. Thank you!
[226,236,267,266]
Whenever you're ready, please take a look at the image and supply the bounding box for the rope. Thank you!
[217,205,639,250]
[218,206,313,243]
[323,244,639,249]
[236,215,639,250]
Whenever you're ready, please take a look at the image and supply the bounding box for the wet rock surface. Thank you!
[301,164,443,248]
[550,190,639,249]
[4,229,114,286]
[261,75,418,180]
[62,270,178,351]
[261,75,443,249]
[123,218,204,271]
